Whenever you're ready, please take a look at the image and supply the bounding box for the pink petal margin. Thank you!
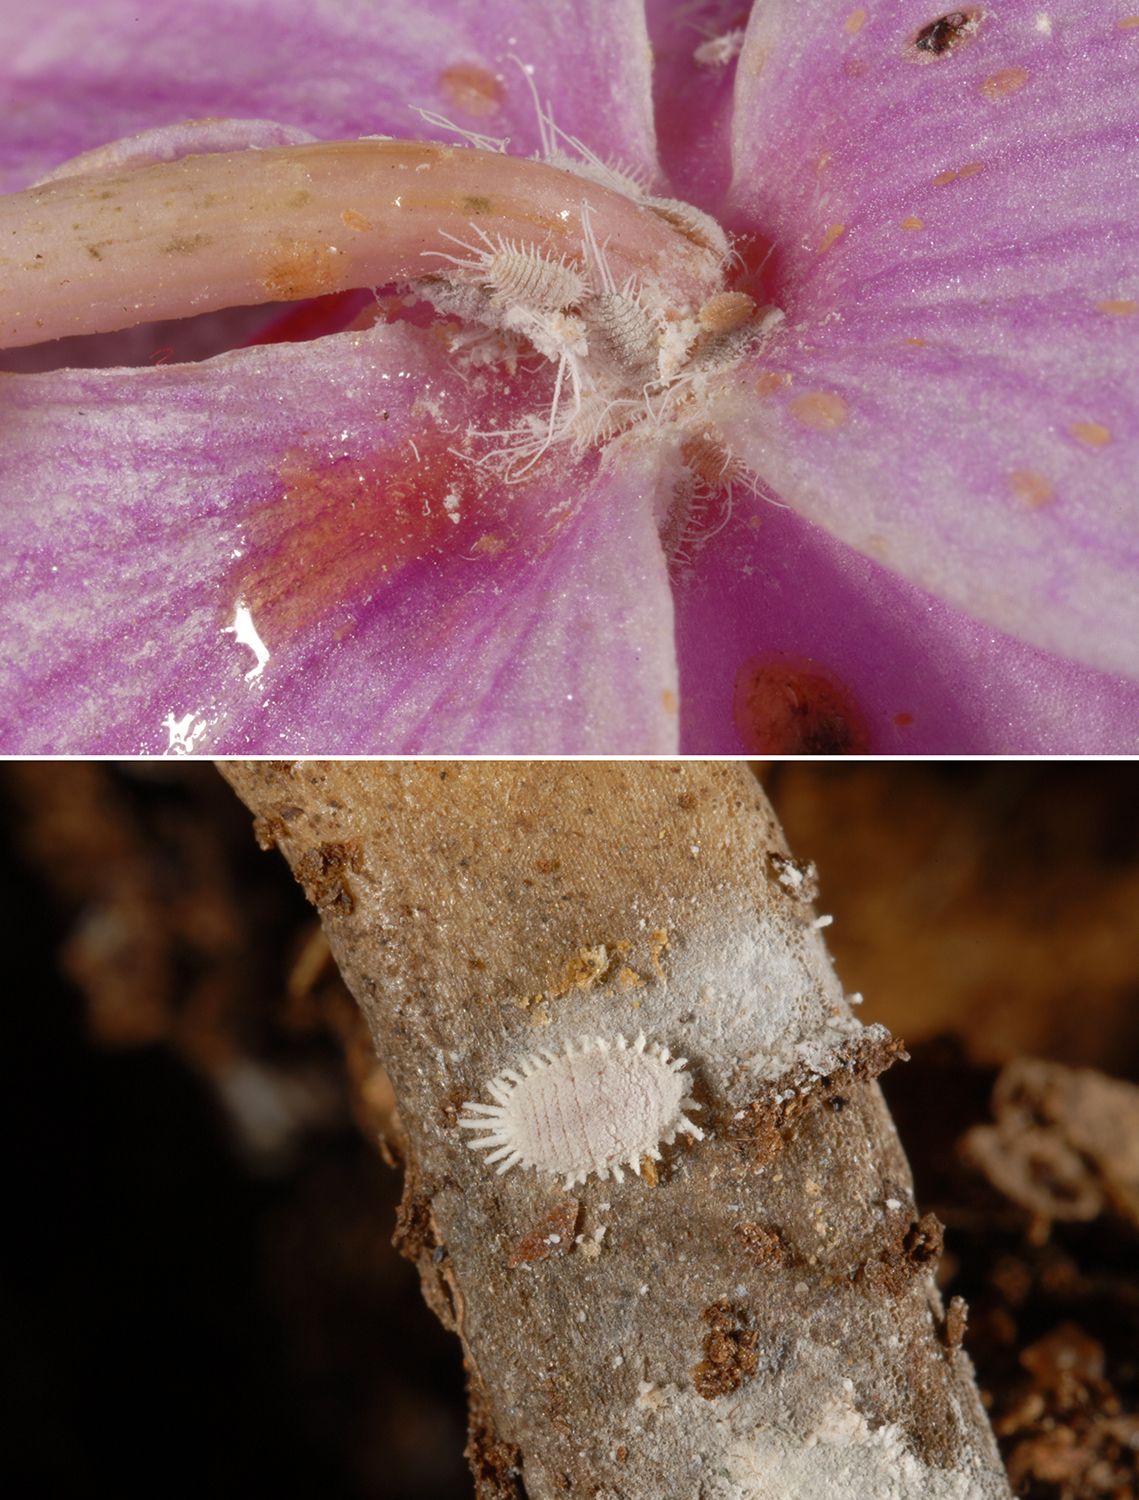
[1,0,658,193]
[673,500,1139,755]
[723,1,1139,681]
[0,323,678,754]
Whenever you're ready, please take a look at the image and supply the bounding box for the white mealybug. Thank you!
[459,1032,704,1189]
[422,224,588,313]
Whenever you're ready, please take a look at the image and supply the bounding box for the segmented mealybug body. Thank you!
[459,1032,704,1189]
[424,225,587,312]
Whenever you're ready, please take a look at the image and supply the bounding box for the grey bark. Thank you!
[222,759,1010,1500]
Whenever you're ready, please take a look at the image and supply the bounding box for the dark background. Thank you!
[2,762,1136,1499]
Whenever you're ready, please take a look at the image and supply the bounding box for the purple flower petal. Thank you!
[721,1,1139,679]
[673,499,1139,754]
[0,322,677,753]
[2,0,657,191]
[646,0,743,212]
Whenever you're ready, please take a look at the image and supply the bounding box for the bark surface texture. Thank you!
[222,760,1010,1500]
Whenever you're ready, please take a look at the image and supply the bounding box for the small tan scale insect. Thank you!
[459,1032,704,1189]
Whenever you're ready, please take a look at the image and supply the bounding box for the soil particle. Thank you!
[692,1300,759,1399]
[734,1221,787,1268]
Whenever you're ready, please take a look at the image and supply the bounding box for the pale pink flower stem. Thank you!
[0,138,716,350]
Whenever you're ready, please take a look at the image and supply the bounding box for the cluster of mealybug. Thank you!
[414,63,771,481]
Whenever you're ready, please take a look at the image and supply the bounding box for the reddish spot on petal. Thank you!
[734,658,869,755]
[789,391,848,430]
[439,62,504,118]
[1009,469,1055,509]
[232,430,484,645]
[981,66,1030,101]
[893,712,914,728]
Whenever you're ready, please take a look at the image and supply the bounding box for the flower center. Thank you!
[0,137,776,475]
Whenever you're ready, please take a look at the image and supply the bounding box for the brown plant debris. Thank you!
[466,1373,526,1500]
[692,1300,759,1399]
[293,839,365,914]
[999,1324,1139,1498]
[506,1199,581,1269]
[728,1028,908,1167]
[945,1294,969,1351]
[733,1221,787,1268]
[861,1211,945,1295]
[963,1058,1139,1232]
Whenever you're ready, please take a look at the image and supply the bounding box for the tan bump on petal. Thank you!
[755,370,792,396]
[340,208,373,233]
[1117,16,1139,29]
[1010,469,1055,508]
[439,62,504,118]
[1096,298,1138,316]
[844,8,867,34]
[900,215,924,231]
[818,223,846,253]
[981,66,1030,100]
[1070,421,1112,448]
[789,392,848,431]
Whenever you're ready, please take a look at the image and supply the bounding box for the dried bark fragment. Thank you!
[222,761,1011,1500]
[727,1028,909,1168]
[507,1200,581,1268]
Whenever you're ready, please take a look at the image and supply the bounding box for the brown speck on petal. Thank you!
[1096,297,1138,316]
[844,8,867,35]
[900,215,924,231]
[817,222,845,253]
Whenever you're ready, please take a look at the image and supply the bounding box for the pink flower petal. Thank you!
[673,498,1139,754]
[1,0,657,192]
[722,1,1139,679]
[646,0,743,212]
[0,323,678,753]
